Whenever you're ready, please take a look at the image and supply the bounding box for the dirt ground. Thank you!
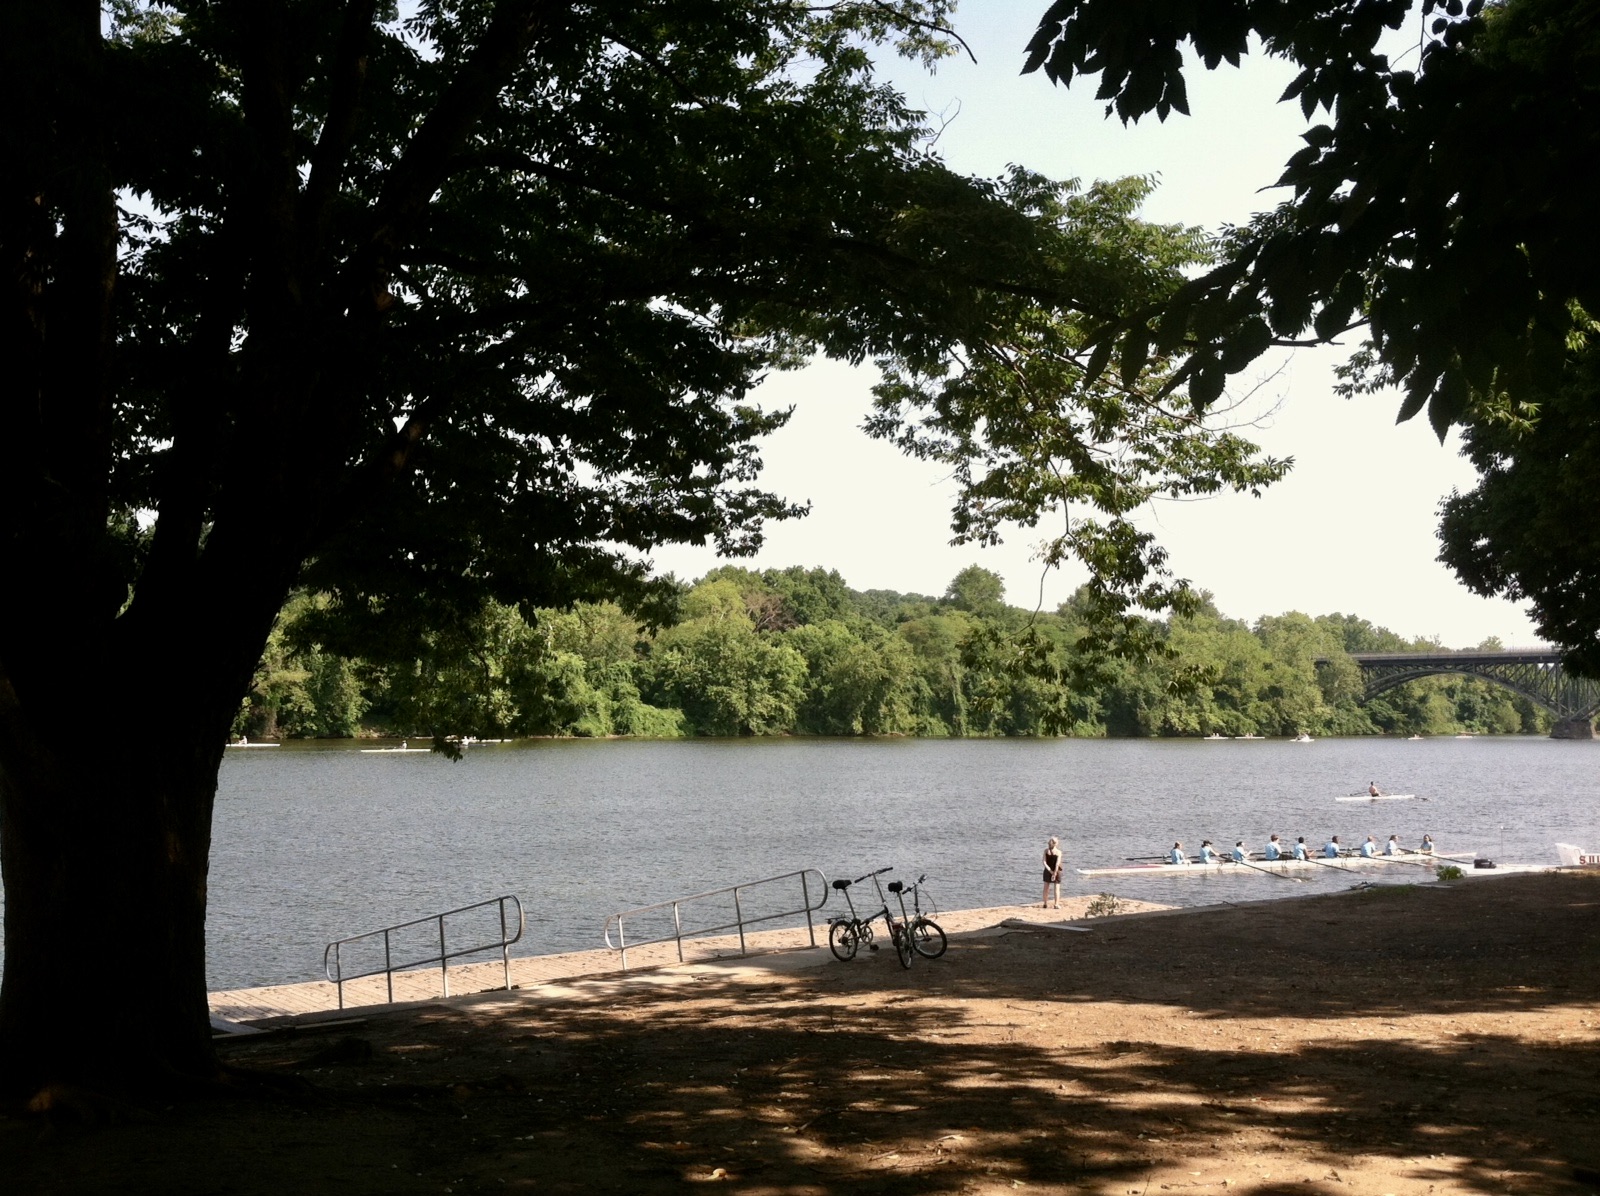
[7,873,1600,1196]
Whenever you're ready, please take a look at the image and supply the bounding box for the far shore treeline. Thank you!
[237,566,1546,742]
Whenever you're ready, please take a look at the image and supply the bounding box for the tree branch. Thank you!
[368,0,560,259]
[301,0,379,252]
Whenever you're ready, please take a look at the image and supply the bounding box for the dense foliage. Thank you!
[242,566,1550,741]
[1023,0,1600,667]
[0,0,1294,1096]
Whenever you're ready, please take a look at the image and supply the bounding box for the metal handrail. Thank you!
[602,869,829,970]
[323,894,524,1010]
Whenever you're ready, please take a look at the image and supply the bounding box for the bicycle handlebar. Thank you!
[853,866,893,884]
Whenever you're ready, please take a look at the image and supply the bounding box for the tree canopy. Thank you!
[1023,0,1600,665]
[1,0,1286,1099]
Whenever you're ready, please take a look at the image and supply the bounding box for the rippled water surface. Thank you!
[198,736,1600,990]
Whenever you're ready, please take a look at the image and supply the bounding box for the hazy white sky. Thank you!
[649,2,1542,648]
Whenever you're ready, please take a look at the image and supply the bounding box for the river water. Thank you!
[196,736,1600,991]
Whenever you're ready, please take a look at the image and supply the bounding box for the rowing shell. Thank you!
[1335,793,1417,802]
[1077,851,1473,878]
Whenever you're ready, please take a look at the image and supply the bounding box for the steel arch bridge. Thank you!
[1323,650,1600,738]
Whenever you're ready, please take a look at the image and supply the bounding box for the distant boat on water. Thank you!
[359,740,430,754]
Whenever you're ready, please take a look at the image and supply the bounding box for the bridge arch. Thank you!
[1319,650,1600,739]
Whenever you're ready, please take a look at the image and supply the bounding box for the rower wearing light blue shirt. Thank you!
[1359,835,1378,858]
[1231,841,1247,863]
[1293,837,1309,861]
[1385,834,1404,856]
[1169,841,1188,865]
[1323,836,1342,858]
[1200,840,1219,863]
[1263,834,1283,860]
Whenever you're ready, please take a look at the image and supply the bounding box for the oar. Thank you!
[1228,856,1303,883]
[1299,853,1359,874]
[1353,852,1438,870]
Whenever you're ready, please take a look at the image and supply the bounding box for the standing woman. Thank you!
[1042,836,1063,909]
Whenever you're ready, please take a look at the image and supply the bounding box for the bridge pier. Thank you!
[1551,716,1594,740]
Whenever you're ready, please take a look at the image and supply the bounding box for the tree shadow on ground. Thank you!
[5,875,1598,1195]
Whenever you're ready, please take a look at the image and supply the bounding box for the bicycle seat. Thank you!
[831,878,852,891]
[887,881,903,893]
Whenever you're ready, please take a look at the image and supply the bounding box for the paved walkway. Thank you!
[207,897,1166,1024]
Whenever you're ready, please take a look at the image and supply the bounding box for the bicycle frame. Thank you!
[870,871,909,940]
[828,867,897,951]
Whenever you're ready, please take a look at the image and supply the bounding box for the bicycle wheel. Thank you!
[828,920,860,962]
[910,916,947,959]
[892,922,914,969]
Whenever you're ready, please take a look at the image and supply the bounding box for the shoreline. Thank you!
[210,865,1573,1028]
[209,895,1179,1025]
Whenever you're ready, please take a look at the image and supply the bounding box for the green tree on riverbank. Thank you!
[243,567,1550,741]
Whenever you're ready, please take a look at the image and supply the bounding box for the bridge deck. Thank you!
[1339,650,1561,666]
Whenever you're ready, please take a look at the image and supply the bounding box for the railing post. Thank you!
[439,915,450,997]
[733,885,747,956]
[802,871,815,947]
[618,917,628,971]
[335,944,345,1011]
[672,902,684,963]
[500,898,512,992]
[384,931,393,1004]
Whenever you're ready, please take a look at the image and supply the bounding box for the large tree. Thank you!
[1,0,1276,1101]
[1024,0,1600,665]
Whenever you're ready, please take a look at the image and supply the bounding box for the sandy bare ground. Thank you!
[8,874,1600,1195]
[208,896,1174,1021]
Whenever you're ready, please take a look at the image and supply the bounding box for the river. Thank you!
[194,735,1600,991]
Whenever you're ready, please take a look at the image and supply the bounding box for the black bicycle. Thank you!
[889,873,947,959]
[828,867,915,968]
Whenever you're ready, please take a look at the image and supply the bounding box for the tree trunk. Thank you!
[0,686,233,1101]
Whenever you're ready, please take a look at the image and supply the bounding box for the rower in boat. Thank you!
[1293,837,1310,861]
[1230,841,1248,863]
[1369,780,1382,797]
[1169,841,1188,865]
[1359,835,1379,858]
[1419,834,1435,855]
[1323,836,1342,858]
[1199,840,1219,863]
[1264,834,1284,861]
[1385,834,1404,856]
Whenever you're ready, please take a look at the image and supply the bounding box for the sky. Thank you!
[648,2,1543,648]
